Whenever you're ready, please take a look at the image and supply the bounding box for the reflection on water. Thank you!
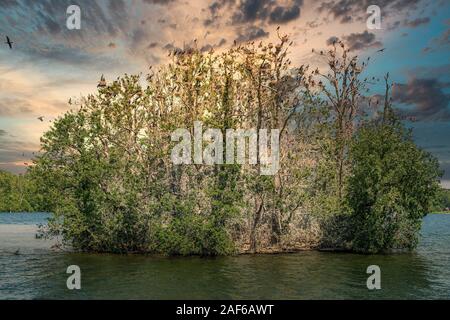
[0,213,449,299]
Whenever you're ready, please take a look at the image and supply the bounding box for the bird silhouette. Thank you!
[377,48,385,53]
[97,74,107,88]
[5,36,13,49]
[37,116,44,122]
[14,249,20,255]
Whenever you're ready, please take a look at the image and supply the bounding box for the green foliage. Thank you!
[347,119,442,253]
[431,188,450,212]
[0,170,44,212]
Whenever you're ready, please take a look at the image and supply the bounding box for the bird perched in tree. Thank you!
[98,74,107,88]
[5,36,13,49]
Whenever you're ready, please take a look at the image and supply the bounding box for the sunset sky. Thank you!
[0,0,449,184]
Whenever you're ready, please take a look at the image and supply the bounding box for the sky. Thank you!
[0,0,449,185]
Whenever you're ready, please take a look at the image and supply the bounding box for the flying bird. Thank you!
[37,116,44,122]
[5,36,13,49]
[376,48,386,53]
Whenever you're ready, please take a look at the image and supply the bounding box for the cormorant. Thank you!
[5,36,13,49]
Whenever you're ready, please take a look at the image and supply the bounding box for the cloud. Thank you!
[0,131,40,174]
[406,64,450,80]
[235,26,269,43]
[1,0,18,7]
[342,31,382,51]
[436,28,450,46]
[142,0,176,5]
[0,98,33,117]
[318,0,424,24]
[231,0,271,24]
[393,78,450,121]
[269,2,303,23]
[209,0,236,15]
[326,36,339,46]
[228,0,303,25]
[404,17,430,28]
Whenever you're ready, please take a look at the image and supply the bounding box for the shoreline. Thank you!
[1,213,448,256]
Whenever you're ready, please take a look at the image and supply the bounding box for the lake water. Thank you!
[0,213,449,300]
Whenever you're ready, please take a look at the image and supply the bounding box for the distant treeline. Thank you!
[0,170,48,212]
[4,36,443,255]
[432,188,450,212]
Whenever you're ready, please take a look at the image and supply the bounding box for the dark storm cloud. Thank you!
[342,31,382,51]
[404,17,430,28]
[318,0,424,24]
[235,26,269,43]
[393,78,450,121]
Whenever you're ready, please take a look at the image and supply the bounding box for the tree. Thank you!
[0,170,39,212]
[347,114,441,252]
[27,36,441,255]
